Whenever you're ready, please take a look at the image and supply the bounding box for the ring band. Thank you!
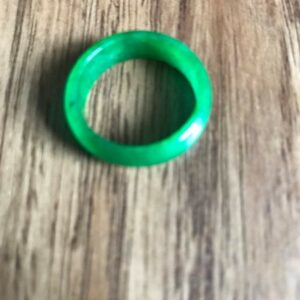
[64,31,213,166]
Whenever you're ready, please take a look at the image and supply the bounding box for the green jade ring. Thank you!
[64,31,212,166]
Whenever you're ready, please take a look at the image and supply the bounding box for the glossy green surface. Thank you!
[64,31,213,166]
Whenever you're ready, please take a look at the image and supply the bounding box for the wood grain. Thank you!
[0,1,300,299]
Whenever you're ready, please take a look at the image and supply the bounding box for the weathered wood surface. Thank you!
[0,1,300,299]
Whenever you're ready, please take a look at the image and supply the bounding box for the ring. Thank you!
[64,31,213,166]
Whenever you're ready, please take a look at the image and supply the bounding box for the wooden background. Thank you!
[0,0,300,299]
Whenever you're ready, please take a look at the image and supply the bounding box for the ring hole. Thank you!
[86,60,195,145]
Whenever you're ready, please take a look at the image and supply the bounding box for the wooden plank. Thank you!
[0,0,299,299]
